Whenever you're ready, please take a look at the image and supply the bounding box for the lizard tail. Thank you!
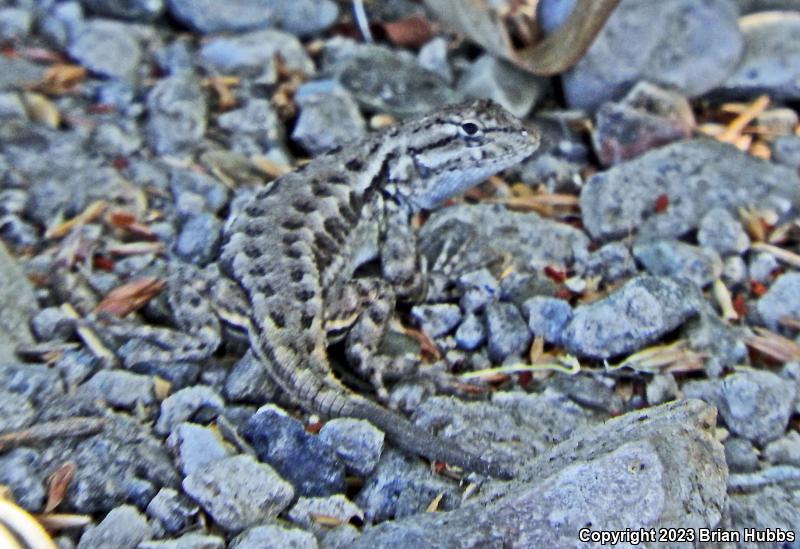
[345,396,514,480]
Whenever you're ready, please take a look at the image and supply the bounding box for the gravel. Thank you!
[561,275,698,358]
[77,505,153,549]
[182,455,294,533]
[244,405,346,497]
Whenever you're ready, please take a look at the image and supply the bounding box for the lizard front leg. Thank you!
[324,278,416,401]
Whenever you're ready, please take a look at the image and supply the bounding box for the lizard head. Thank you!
[397,99,540,211]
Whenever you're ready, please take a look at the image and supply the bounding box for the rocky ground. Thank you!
[0,0,800,547]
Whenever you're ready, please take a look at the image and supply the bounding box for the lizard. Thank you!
[97,99,540,479]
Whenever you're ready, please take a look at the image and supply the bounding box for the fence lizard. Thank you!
[103,99,540,478]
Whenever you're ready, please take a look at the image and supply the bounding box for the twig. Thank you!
[353,0,374,42]
[0,417,105,452]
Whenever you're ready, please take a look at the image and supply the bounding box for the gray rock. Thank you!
[0,92,26,120]
[78,370,155,409]
[0,56,46,92]
[457,54,547,118]
[331,44,458,118]
[39,1,85,48]
[417,37,452,83]
[577,241,637,283]
[633,238,721,288]
[772,134,800,169]
[139,533,224,549]
[292,81,366,155]
[722,11,800,100]
[80,0,163,21]
[749,251,780,283]
[166,0,274,33]
[0,7,32,41]
[698,207,751,256]
[548,373,625,415]
[645,373,679,406]
[485,302,531,362]
[522,296,572,345]
[289,495,363,535]
[0,363,66,407]
[318,418,385,477]
[244,405,346,497]
[90,122,143,157]
[42,410,179,513]
[756,272,800,330]
[199,29,314,75]
[592,82,694,166]
[0,388,34,431]
[356,450,462,522]
[684,301,748,377]
[166,422,235,476]
[267,0,339,37]
[412,391,601,472]
[352,400,727,547]
[146,73,207,155]
[145,488,199,536]
[724,437,760,473]
[155,38,194,76]
[543,0,742,110]
[411,303,462,339]
[420,204,589,274]
[722,255,748,286]
[727,486,800,541]
[763,431,800,467]
[0,242,37,362]
[0,449,45,511]
[155,386,225,435]
[77,505,153,549]
[217,99,283,155]
[173,213,223,265]
[182,455,294,533]
[320,525,361,549]
[454,312,486,351]
[224,349,278,404]
[720,369,796,444]
[68,19,141,79]
[457,268,500,313]
[170,168,230,216]
[580,139,800,241]
[562,276,698,358]
[230,524,317,549]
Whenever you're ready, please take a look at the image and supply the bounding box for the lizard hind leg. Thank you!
[325,278,418,402]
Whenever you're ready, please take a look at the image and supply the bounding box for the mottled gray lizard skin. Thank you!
[220,99,539,478]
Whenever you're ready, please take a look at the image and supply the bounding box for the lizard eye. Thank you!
[458,121,481,137]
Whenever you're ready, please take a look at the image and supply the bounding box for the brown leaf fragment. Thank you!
[45,200,107,240]
[106,241,166,256]
[22,92,61,128]
[94,276,165,318]
[38,64,88,95]
[424,0,620,75]
[33,513,92,532]
[203,76,239,111]
[0,418,105,452]
[309,513,349,528]
[746,327,800,362]
[44,462,76,514]
[382,14,437,48]
[718,95,770,143]
[426,492,445,512]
